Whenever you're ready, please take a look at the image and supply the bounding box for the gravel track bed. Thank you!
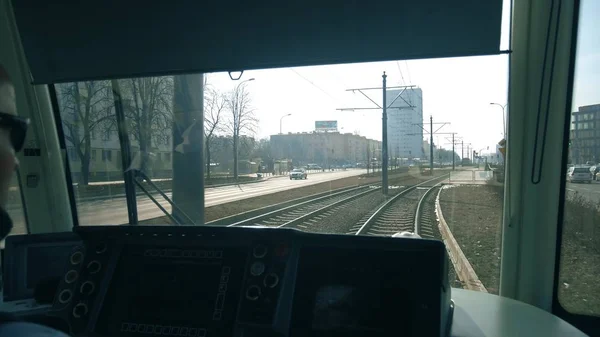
[238,188,370,227]
[291,189,388,234]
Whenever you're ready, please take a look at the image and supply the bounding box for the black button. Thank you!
[80,281,95,295]
[72,303,88,318]
[70,251,84,265]
[65,270,78,284]
[246,285,261,301]
[87,261,101,274]
[264,273,279,288]
[253,245,268,258]
[58,289,72,304]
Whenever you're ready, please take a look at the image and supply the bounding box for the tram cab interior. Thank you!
[0,0,598,336]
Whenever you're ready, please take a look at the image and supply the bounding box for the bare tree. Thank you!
[57,81,114,185]
[120,76,174,176]
[226,83,258,179]
[204,86,227,180]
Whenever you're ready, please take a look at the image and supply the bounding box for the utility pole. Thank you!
[429,116,434,174]
[467,145,471,161]
[336,78,416,195]
[444,133,461,170]
[452,134,455,170]
[410,116,449,174]
[382,72,388,194]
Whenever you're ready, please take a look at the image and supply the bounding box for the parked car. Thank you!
[567,166,592,183]
[290,168,307,180]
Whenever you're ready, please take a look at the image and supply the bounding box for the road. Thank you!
[6,169,369,228]
[566,180,600,204]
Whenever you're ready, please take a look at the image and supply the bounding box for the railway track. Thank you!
[351,175,448,236]
[227,174,450,230]
[228,185,374,228]
[414,185,442,238]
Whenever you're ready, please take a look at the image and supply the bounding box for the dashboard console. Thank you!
[47,226,452,337]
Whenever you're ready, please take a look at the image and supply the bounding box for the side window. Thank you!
[558,0,600,316]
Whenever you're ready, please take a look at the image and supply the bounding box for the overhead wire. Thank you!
[396,61,405,85]
[288,68,342,104]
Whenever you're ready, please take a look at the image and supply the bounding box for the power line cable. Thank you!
[396,61,405,85]
[288,68,342,104]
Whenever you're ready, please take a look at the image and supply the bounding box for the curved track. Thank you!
[414,185,442,238]
[352,176,448,236]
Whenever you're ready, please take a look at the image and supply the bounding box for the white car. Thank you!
[567,166,592,183]
[289,168,307,180]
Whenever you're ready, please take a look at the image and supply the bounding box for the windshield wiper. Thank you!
[133,170,197,226]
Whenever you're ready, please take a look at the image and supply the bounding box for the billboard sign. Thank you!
[315,120,338,131]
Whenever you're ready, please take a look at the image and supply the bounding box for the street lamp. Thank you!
[490,103,507,139]
[280,113,292,134]
[234,77,255,92]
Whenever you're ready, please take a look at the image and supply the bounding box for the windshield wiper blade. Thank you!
[133,170,197,226]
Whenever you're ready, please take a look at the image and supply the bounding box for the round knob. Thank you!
[264,273,279,288]
[70,251,84,265]
[95,243,107,254]
[246,285,261,301]
[72,303,88,318]
[64,270,78,284]
[253,245,267,258]
[58,289,72,304]
[80,281,95,295]
[250,262,265,276]
[87,260,101,274]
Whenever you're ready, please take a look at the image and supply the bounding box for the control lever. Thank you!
[132,170,196,225]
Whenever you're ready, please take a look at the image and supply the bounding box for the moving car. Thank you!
[567,166,592,183]
[289,168,307,180]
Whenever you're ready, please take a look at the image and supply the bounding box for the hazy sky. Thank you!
[205,0,597,155]
[571,0,600,112]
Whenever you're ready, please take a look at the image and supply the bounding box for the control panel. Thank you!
[46,226,451,337]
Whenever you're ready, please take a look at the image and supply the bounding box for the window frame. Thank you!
[552,0,600,334]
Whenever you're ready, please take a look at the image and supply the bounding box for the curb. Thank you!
[435,185,488,293]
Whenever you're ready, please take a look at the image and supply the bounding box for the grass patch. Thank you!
[439,185,503,294]
[558,191,600,316]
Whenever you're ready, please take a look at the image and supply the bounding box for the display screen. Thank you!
[26,244,75,289]
[95,245,247,337]
[291,247,439,337]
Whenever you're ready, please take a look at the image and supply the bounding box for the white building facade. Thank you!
[385,87,424,159]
